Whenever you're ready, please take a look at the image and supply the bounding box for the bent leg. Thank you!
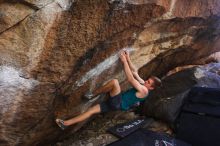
[63,104,101,126]
[93,79,121,97]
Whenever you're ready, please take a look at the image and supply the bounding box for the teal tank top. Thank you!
[121,88,147,111]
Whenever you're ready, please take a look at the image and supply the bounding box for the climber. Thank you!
[56,50,161,130]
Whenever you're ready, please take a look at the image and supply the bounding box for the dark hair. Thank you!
[150,76,162,88]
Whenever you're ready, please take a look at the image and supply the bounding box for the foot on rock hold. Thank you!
[56,119,67,130]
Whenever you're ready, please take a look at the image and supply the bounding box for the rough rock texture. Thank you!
[173,0,220,18]
[0,0,220,145]
[0,2,34,33]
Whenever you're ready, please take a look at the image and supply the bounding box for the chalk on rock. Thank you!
[84,91,94,100]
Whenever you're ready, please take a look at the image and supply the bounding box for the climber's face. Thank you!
[144,78,155,90]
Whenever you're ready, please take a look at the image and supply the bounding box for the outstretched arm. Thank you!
[120,51,147,93]
[124,51,145,84]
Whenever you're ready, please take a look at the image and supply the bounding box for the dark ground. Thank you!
[54,111,172,146]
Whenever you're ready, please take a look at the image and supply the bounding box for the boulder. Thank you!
[0,0,220,145]
[0,2,34,33]
[143,63,220,124]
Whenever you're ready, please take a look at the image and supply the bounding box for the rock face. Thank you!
[0,0,220,145]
